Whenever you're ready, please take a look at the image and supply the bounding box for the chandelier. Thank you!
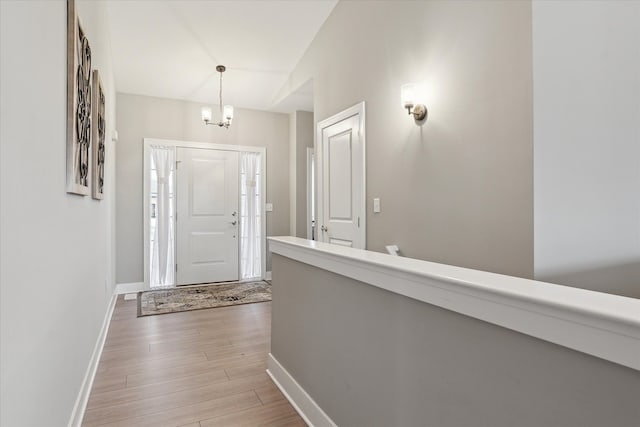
[201,65,234,128]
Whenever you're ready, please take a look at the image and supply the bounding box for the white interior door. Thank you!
[176,147,239,285]
[317,102,366,248]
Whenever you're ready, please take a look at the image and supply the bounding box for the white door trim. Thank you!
[143,138,267,290]
[316,102,366,249]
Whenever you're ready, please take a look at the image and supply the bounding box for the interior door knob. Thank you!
[230,220,237,226]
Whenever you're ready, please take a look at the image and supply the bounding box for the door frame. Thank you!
[306,147,315,240]
[143,138,267,290]
[315,102,366,248]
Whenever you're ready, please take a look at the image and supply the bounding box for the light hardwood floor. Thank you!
[82,296,305,427]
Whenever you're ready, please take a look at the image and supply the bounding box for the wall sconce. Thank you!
[401,83,427,122]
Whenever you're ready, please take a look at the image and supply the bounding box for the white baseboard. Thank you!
[68,291,118,427]
[266,353,337,427]
[115,282,144,294]
[265,271,272,281]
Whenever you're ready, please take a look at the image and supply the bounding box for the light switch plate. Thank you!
[266,203,273,212]
[373,198,381,213]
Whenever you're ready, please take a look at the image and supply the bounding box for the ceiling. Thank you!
[105,0,337,113]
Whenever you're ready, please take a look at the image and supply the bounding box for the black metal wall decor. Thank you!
[66,0,92,195]
[92,70,105,200]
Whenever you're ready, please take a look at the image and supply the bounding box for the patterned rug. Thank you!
[137,281,271,317]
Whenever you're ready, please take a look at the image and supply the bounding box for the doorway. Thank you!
[143,139,266,290]
[175,147,239,285]
[316,102,366,249]
[307,147,315,240]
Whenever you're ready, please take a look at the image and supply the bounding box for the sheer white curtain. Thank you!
[150,146,175,288]
[240,152,261,280]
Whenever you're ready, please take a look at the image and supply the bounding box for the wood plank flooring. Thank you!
[82,296,305,427]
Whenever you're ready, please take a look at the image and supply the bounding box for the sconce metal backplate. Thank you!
[412,104,427,122]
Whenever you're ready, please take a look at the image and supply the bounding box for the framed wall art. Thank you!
[91,70,105,200]
[66,0,92,195]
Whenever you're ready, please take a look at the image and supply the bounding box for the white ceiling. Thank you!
[105,0,337,113]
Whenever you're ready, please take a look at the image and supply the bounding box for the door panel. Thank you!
[191,159,225,215]
[328,130,353,220]
[329,237,353,247]
[176,148,239,285]
[317,103,365,249]
[189,231,226,264]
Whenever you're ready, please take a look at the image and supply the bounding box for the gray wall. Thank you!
[288,111,313,238]
[116,93,290,283]
[294,111,314,238]
[278,0,534,278]
[532,1,640,298]
[0,1,117,425]
[271,255,640,427]
[288,113,296,236]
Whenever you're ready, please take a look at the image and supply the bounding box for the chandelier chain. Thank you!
[219,71,223,117]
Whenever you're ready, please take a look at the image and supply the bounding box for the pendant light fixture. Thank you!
[201,65,234,128]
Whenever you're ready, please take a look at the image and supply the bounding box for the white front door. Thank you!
[317,102,366,248]
[176,147,239,285]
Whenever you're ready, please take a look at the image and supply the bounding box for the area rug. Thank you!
[137,281,271,317]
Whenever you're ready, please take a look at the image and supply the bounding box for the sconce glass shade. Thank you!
[401,83,416,108]
[223,105,234,121]
[201,107,212,122]
[401,82,427,122]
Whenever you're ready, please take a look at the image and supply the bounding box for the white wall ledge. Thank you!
[268,236,640,371]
